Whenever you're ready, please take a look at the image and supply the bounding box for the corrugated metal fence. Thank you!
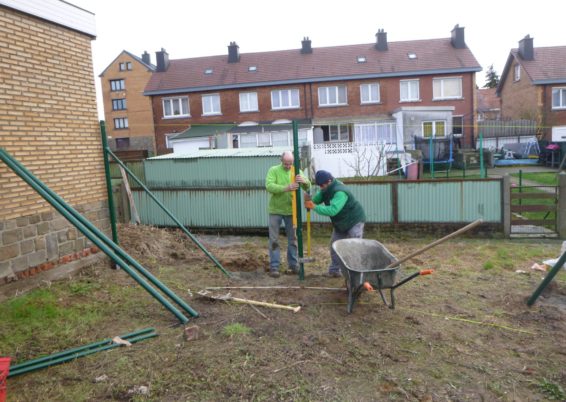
[130,150,502,228]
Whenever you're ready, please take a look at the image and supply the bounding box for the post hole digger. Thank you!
[333,219,483,313]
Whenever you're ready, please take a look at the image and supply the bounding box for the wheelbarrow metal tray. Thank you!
[333,239,398,288]
[333,238,403,313]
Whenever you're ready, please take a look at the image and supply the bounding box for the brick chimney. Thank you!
[141,51,151,65]
[301,37,312,54]
[451,24,466,49]
[518,35,534,60]
[155,48,169,72]
[228,42,240,63]
[375,29,387,51]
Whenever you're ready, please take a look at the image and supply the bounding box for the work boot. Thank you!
[285,266,299,275]
[268,270,280,278]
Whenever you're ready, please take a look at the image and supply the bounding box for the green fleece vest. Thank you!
[320,180,366,232]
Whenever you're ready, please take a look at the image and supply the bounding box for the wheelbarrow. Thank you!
[332,220,483,313]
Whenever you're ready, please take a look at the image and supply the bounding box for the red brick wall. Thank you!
[152,73,477,154]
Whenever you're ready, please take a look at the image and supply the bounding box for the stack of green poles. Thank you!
[8,328,157,378]
[0,148,197,324]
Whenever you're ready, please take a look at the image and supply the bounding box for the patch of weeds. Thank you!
[68,281,100,295]
[536,378,566,400]
[222,323,251,337]
[483,261,494,270]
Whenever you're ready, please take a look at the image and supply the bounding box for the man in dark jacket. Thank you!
[304,170,366,277]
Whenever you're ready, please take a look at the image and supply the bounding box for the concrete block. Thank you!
[2,228,23,245]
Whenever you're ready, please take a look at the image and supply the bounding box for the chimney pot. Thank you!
[141,51,151,65]
[228,42,240,63]
[519,35,534,60]
[155,48,169,72]
[375,29,388,51]
[451,24,466,49]
[301,37,312,54]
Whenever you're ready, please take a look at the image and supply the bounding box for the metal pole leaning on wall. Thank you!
[0,148,193,324]
[100,121,119,245]
[1,147,198,319]
[105,148,231,278]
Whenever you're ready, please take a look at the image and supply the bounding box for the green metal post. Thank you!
[100,121,118,245]
[292,121,305,281]
[1,148,198,318]
[106,149,231,278]
[0,149,192,324]
[429,136,434,178]
[479,132,485,178]
[9,328,154,371]
[8,331,158,377]
[527,250,566,306]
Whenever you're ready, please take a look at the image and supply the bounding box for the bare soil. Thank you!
[5,224,566,401]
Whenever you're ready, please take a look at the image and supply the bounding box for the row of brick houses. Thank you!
[100,27,566,167]
[101,26,480,163]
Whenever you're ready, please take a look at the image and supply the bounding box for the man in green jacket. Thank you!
[265,151,311,278]
[304,170,366,278]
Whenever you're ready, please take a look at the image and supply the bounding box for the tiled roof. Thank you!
[511,46,566,84]
[145,38,481,95]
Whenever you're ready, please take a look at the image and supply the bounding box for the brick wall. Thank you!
[152,73,476,154]
[500,60,540,121]
[0,7,109,282]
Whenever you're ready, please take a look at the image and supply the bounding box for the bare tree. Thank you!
[343,143,389,179]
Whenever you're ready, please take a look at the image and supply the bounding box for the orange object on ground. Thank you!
[419,269,434,275]
[0,357,11,402]
[363,282,374,291]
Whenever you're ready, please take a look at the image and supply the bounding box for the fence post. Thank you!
[558,172,566,239]
[503,175,511,238]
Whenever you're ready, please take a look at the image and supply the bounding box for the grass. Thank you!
[510,171,560,186]
[222,323,251,337]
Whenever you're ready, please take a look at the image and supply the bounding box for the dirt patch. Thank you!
[4,224,566,401]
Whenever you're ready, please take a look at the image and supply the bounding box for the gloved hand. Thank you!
[304,200,315,210]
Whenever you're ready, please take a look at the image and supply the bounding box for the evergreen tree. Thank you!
[483,64,500,88]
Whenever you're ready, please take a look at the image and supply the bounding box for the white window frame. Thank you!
[452,115,464,137]
[163,96,190,118]
[400,79,420,102]
[113,117,128,129]
[514,64,521,81]
[360,83,380,104]
[110,79,125,91]
[271,89,300,110]
[202,94,221,116]
[552,87,566,109]
[422,120,446,138]
[433,77,463,100]
[354,122,396,144]
[112,98,127,111]
[318,85,347,107]
[239,92,259,112]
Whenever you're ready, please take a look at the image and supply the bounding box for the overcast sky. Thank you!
[70,0,564,120]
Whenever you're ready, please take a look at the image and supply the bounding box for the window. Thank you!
[422,121,446,138]
[552,87,566,109]
[360,83,380,104]
[357,56,366,63]
[514,64,521,81]
[318,124,349,142]
[112,98,127,111]
[452,116,464,136]
[354,122,396,144]
[318,86,347,106]
[204,68,213,75]
[239,92,258,112]
[110,79,125,91]
[248,66,257,72]
[271,89,300,109]
[119,62,132,71]
[400,79,419,102]
[115,137,130,149]
[163,97,189,118]
[113,117,128,129]
[433,77,462,100]
[202,94,221,115]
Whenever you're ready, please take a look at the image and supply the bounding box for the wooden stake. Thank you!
[198,290,301,313]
